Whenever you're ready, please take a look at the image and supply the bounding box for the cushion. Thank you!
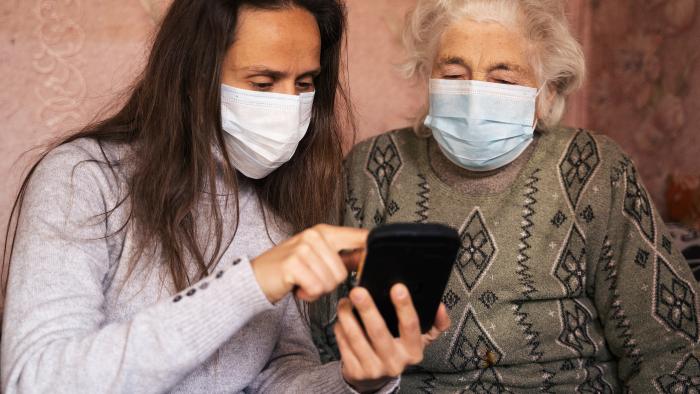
[668,223,700,281]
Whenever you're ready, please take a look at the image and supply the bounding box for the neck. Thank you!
[427,133,540,195]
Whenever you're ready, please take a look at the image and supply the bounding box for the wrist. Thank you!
[343,369,391,393]
[346,379,388,394]
[250,257,288,304]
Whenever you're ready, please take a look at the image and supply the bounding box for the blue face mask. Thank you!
[424,79,541,172]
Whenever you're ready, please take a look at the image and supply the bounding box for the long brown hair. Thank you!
[2,0,351,295]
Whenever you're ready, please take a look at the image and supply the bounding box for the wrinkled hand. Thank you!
[251,224,367,303]
[334,284,451,393]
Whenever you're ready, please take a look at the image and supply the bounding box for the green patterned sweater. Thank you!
[311,127,700,393]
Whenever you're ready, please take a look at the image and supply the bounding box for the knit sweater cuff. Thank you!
[160,256,274,365]
[325,361,401,394]
[352,377,400,394]
[351,377,400,394]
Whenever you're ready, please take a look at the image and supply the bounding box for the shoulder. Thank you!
[344,127,425,173]
[11,138,132,243]
[549,127,644,213]
[37,136,105,166]
[543,126,632,169]
[27,138,127,205]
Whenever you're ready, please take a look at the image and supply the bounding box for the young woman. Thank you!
[0,1,449,393]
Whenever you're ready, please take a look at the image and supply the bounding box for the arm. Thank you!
[1,146,273,393]
[592,145,700,391]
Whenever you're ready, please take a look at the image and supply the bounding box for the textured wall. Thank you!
[2,0,695,257]
[587,0,700,216]
[0,0,160,243]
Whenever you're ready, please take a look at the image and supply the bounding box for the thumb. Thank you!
[339,248,365,271]
[422,304,451,345]
[319,226,369,251]
[434,303,451,332]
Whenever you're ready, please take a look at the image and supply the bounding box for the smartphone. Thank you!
[353,223,460,337]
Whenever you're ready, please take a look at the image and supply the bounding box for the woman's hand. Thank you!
[251,224,367,303]
[335,284,451,393]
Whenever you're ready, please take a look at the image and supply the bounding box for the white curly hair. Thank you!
[403,0,586,130]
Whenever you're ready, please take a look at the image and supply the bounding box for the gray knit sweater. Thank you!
[0,139,394,393]
[313,127,700,392]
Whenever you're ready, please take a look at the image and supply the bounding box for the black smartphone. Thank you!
[353,223,460,337]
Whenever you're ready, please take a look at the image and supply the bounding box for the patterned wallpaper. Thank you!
[0,0,697,243]
[587,0,700,217]
[1,0,158,241]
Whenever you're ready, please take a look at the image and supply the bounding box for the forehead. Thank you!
[229,6,321,66]
[437,18,532,67]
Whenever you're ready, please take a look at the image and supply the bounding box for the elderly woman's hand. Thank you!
[335,284,450,393]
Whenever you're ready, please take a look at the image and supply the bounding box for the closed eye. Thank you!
[493,79,515,85]
[250,81,273,91]
[296,81,315,92]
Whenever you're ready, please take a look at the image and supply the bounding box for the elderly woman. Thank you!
[312,0,700,392]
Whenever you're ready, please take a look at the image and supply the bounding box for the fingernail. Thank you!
[395,285,407,299]
[351,289,365,303]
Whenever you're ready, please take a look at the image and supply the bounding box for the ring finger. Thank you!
[336,298,384,372]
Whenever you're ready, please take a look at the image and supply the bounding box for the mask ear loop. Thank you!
[532,81,548,129]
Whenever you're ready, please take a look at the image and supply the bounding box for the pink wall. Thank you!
[1,0,697,260]
[0,0,159,245]
[587,0,700,217]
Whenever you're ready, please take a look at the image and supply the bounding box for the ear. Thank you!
[535,83,555,124]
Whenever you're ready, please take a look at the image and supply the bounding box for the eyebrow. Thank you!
[488,62,527,74]
[437,57,527,75]
[438,56,469,68]
[243,65,322,80]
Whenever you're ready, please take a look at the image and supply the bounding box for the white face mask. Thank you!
[424,79,541,172]
[220,84,315,179]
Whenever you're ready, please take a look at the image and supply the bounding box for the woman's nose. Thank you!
[276,81,299,96]
[471,71,489,82]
